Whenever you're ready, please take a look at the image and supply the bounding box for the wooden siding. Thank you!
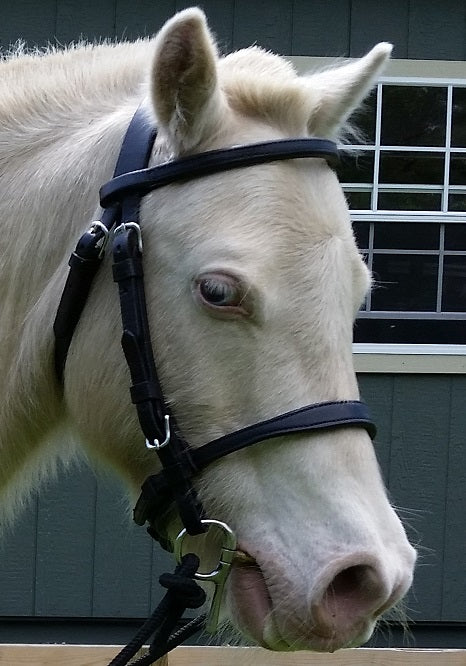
[0,375,465,626]
[1,0,465,60]
[359,375,466,624]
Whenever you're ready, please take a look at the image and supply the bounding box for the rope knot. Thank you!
[159,554,206,609]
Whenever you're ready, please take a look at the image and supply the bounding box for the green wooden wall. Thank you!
[1,375,465,642]
[1,0,466,60]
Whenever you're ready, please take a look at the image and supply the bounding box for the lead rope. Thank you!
[108,554,206,666]
[107,213,211,666]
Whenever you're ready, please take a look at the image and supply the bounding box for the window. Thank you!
[339,78,466,345]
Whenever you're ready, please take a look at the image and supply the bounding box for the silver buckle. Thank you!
[89,220,110,258]
[174,519,237,634]
[114,221,143,253]
[145,414,171,450]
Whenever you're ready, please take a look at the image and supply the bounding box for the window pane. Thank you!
[377,191,441,211]
[352,222,370,249]
[379,151,444,185]
[354,318,466,344]
[371,254,438,311]
[449,153,466,186]
[452,87,466,148]
[345,191,372,209]
[337,151,374,183]
[381,86,447,147]
[442,256,466,312]
[352,89,376,144]
[448,194,466,212]
[444,224,466,250]
[374,222,439,250]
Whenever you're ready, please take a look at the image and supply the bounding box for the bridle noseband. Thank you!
[53,106,376,647]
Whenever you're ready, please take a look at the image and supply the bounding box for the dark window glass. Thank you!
[381,86,447,147]
[449,153,466,186]
[371,254,438,311]
[374,222,439,250]
[377,191,441,211]
[352,222,370,249]
[345,191,372,209]
[379,151,444,185]
[354,319,466,344]
[451,87,466,148]
[337,151,374,183]
[351,89,376,144]
[444,224,466,250]
[442,256,466,312]
[448,194,466,212]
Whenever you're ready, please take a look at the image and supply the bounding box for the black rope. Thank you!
[126,616,206,666]
[108,554,206,666]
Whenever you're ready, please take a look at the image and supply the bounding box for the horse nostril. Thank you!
[330,564,376,600]
[312,562,391,637]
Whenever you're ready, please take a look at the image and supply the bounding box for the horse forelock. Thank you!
[218,47,314,136]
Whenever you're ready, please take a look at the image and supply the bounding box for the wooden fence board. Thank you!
[1,645,465,665]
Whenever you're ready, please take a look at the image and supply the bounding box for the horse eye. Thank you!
[195,273,246,310]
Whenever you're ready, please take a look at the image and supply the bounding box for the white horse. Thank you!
[0,7,416,653]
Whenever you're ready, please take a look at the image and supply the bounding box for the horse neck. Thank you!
[0,45,152,331]
[0,47,150,479]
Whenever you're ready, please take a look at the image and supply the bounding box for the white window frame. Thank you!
[289,57,466,373]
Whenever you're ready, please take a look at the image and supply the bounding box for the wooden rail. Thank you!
[1,645,465,665]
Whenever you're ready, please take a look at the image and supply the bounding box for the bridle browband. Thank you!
[99,137,340,207]
[54,105,376,548]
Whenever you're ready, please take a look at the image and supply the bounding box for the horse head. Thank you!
[63,8,416,652]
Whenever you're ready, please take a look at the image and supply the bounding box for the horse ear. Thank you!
[305,43,392,137]
[150,8,223,152]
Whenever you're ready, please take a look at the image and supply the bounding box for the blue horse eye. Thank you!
[198,277,242,307]
[200,279,231,304]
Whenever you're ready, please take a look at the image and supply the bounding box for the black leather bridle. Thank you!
[54,106,376,549]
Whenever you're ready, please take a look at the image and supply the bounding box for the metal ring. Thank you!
[174,519,237,579]
[174,519,237,634]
